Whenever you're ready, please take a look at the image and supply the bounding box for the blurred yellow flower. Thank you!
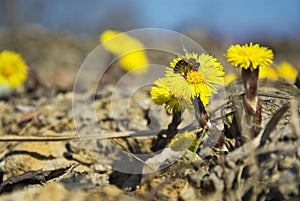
[226,42,273,69]
[151,78,190,112]
[99,29,149,74]
[0,50,27,88]
[118,51,149,74]
[100,30,144,54]
[224,73,237,85]
[277,61,298,81]
[259,65,278,79]
[164,53,224,106]
[225,63,297,82]
[167,131,197,151]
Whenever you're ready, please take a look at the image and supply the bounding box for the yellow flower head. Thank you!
[277,61,298,81]
[259,65,278,79]
[0,50,28,88]
[164,53,224,106]
[151,78,191,112]
[167,131,197,151]
[226,42,273,69]
[99,30,149,74]
[224,73,238,85]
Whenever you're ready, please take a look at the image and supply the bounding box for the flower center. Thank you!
[1,65,15,77]
[186,70,204,84]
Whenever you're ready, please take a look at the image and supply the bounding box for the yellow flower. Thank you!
[151,78,190,112]
[259,65,278,79]
[224,73,237,85]
[99,29,149,74]
[100,30,144,54]
[258,62,297,81]
[277,61,298,81]
[0,50,27,88]
[226,42,273,69]
[167,131,197,151]
[164,53,224,106]
[118,51,149,74]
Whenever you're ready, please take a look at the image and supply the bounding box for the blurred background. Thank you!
[1,0,300,39]
[0,0,299,89]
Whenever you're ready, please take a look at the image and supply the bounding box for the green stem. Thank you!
[183,126,208,163]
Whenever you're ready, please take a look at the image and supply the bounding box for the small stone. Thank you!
[180,183,198,201]
[93,163,109,173]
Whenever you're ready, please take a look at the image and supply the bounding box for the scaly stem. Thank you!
[242,67,258,108]
[241,67,262,136]
[191,97,210,128]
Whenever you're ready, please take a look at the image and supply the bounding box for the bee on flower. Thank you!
[0,50,28,89]
[164,53,224,105]
[151,52,224,129]
[150,51,225,154]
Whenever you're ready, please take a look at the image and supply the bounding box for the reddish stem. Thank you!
[191,97,210,128]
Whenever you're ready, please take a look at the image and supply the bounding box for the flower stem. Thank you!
[168,110,182,132]
[184,126,208,163]
[191,97,210,128]
[242,67,258,104]
[241,67,262,136]
[151,110,182,152]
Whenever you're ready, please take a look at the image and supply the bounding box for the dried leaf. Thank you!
[259,104,289,146]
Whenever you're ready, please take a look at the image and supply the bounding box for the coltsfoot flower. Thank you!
[151,77,191,112]
[100,30,144,54]
[259,65,278,79]
[226,42,273,70]
[277,61,298,81]
[258,62,297,82]
[226,42,274,137]
[0,50,28,88]
[151,52,224,129]
[164,52,224,106]
[100,29,149,74]
[224,73,238,85]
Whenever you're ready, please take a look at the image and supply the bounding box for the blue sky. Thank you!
[1,0,300,40]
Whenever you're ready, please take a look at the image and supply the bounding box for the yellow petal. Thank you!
[0,50,28,88]
[118,51,149,74]
[100,30,144,54]
[259,65,278,79]
[100,30,149,74]
[224,73,237,85]
[226,43,273,69]
[277,62,298,81]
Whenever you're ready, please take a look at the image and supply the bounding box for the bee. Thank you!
[173,58,200,77]
[188,58,200,69]
[174,59,189,74]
